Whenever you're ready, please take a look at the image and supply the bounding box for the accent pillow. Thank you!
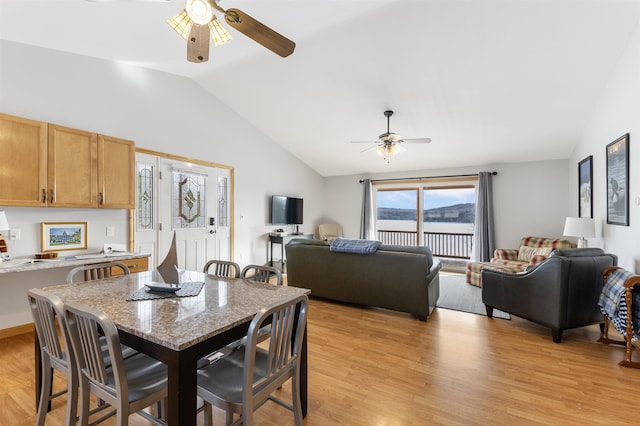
[517,246,553,262]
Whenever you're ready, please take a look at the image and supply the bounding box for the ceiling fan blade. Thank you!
[222,8,295,57]
[187,23,210,63]
[360,144,382,153]
[351,140,379,144]
[400,138,432,144]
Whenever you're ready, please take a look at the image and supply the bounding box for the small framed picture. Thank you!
[578,156,593,218]
[41,222,88,252]
[606,133,629,226]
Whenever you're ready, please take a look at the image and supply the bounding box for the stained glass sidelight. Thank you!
[137,163,154,230]
[217,176,228,227]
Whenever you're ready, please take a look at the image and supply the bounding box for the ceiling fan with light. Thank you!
[352,110,431,162]
[167,0,296,63]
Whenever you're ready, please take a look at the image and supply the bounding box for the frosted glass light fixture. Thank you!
[563,217,595,248]
[376,143,405,162]
[167,8,231,46]
[185,0,213,25]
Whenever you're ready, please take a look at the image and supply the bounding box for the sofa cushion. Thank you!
[519,236,575,249]
[517,246,553,262]
[379,244,434,270]
[288,238,329,247]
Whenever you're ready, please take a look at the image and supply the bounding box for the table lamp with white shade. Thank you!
[563,217,595,248]
[0,211,9,260]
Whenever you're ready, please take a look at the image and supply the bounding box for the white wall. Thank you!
[323,159,572,250]
[569,19,640,271]
[0,40,324,266]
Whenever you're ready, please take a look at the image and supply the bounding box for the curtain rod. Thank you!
[359,171,497,183]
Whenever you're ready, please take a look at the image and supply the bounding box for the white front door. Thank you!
[159,159,216,272]
[135,153,230,271]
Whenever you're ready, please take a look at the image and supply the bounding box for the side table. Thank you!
[268,233,313,271]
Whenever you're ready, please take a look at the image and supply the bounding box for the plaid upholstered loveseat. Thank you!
[466,236,576,287]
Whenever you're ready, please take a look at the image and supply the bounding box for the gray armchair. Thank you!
[482,248,617,343]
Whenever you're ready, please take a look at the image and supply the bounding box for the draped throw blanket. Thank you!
[330,238,381,254]
[598,268,640,338]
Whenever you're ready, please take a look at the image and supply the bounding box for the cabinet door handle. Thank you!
[99,192,104,205]
[49,190,54,203]
[42,189,47,203]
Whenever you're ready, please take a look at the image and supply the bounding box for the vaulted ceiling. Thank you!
[1,0,639,176]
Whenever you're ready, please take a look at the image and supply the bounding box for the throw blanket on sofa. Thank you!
[330,238,381,254]
[598,268,640,338]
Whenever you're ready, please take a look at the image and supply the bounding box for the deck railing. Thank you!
[376,230,473,259]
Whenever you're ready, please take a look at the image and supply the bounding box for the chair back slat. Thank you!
[240,264,282,285]
[67,262,130,284]
[74,314,110,385]
[36,298,64,359]
[267,303,295,374]
[203,259,240,278]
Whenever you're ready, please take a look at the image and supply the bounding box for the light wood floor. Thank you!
[2,297,640,425]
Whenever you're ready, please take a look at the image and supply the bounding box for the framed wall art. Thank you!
[578,155,593,218]
[41,222,88,252]
[606,133,629,226]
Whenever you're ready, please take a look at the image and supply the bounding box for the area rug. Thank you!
[437,273,510,319]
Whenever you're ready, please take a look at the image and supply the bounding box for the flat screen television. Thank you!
[270,195,303,225]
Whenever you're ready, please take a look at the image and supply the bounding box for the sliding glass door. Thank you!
[374,178,477,258]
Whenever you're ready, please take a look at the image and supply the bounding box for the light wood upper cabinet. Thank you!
[48,125,98,208]
[0,113,48,207]
[98,135,135,209]
[0,113,135,209]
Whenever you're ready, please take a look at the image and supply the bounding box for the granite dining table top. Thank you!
[42,269,310,351]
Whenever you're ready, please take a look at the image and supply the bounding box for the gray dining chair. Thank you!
[240,264,282,285]
[197,294,309,426]
[237,264,284,346]
[28,288,78,426]
[64,301,168,426]
[66,261,138,360]
[203,259,241,278]
[66,261,130,284]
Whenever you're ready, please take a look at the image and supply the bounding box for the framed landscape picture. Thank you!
[41,222,88,252]
[606,134,629,226]
[578,156,593,218]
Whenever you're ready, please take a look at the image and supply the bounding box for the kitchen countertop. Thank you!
[0,253,149,274]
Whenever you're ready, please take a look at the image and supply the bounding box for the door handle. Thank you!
[209,230,216,234]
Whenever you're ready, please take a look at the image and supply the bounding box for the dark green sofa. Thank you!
[285,239,441,321]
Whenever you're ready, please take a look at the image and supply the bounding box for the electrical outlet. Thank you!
[9,229,20,240]
[106,226,115,237]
